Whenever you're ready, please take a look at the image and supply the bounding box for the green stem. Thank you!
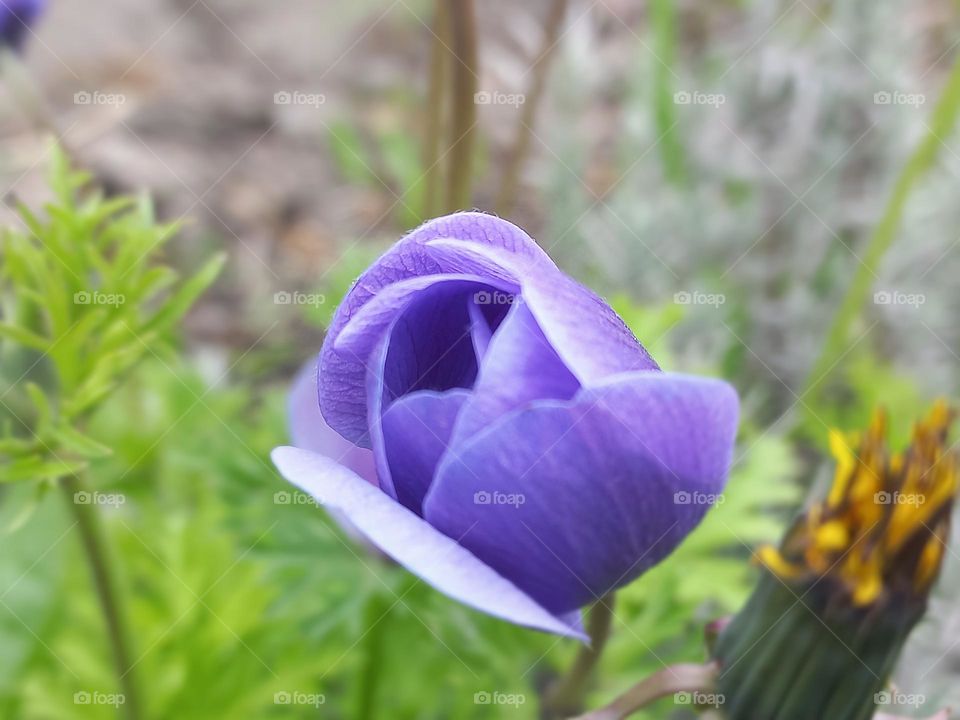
[494,0,569,216]
[356,586,403,720]
[572,662,718,720]
[443,0,478,213]
[542,594,615,718]
[803,55,960,407]
[650,0,686,186]
[421,0,450,218]
[62,476,143,720]
[0,49,79,162]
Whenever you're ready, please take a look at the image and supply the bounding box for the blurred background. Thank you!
[1,0,959,718]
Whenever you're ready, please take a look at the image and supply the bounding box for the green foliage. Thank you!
[0,486,68,717]
[804,55,960,410]
[326,120,425,230]
[609,296,686,367]
[799,351,927,451]
[0,148,225,488]
[649,0,687,186]
[6,357,558,719]
[300,241,386,330]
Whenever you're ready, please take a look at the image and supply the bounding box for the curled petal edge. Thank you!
[271,445,588,640]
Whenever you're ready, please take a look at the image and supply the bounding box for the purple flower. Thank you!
[0,0,45,52]
[273,212,738,638]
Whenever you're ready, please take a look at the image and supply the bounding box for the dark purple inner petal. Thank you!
[368,279,512,506]
[381,284,497,401]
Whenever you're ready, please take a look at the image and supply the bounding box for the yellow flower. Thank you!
[758,400,957,606]
[714,403,957,720]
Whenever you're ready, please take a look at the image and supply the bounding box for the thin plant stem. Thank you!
[571,662,718,720]
[803,55,960,407]
[494,0,569,217]
[1,49,78,162]
[542,593,615,718]
[356,591,392,720]
[62,475,143,720]
[443,0,478,213]
[421,0,450,218]
[650,0,686,186]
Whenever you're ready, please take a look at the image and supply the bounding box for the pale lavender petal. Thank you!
[320,213,553,444]
[288,360,377,485]
[424,373,738,613]
[271,446,587,639]
[424,239,659,384]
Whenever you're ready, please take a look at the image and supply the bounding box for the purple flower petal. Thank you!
[364,279,503,498]
[271,446,587,639]
[288,360,377,485]
[334,274,517,361]
[320,213,552,445]
[424,372,738,613]
[0,0,45,51]
[381,389,470,514]
[331,276,516,451]
[424,239,659,384]
[451,300,580,446]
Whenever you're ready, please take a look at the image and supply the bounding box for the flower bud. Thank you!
[713,402,957,720]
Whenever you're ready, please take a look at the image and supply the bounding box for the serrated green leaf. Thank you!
[0,436,38,455]
[141,252,226,335]
[24,383,52,436]
[0,323,48,352]
[0,456,86,483]
[50,424,113,459]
